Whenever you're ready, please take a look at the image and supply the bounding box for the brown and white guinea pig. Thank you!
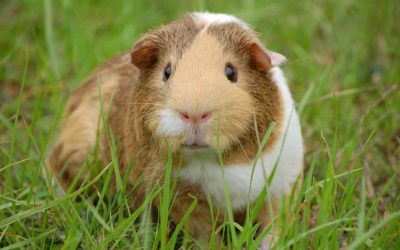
[47,12,303,248]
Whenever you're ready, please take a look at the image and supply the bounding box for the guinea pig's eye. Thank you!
[163,64,172,81]
[225,63,237,83]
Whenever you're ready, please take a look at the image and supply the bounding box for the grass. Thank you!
[0,0,399,249]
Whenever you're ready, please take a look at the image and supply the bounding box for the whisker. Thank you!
[237,139,251,163]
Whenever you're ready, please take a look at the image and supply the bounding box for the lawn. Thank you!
[0,0,399,249]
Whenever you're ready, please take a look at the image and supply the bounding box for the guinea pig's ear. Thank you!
[130,39,158,70]
[248,43,287,72]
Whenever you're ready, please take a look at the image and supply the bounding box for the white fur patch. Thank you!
[176,67,304,210]
[157,109,187,136]
[192,12,248,29]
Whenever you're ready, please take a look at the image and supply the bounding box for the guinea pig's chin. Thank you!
[181,134,233,154]
[158,134,233,154]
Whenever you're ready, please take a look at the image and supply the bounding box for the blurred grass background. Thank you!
[0,0,399,248]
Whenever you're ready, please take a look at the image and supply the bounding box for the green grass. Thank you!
[1,0,399,249]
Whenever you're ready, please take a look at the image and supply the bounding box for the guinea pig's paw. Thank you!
[260,241,271,250]
[259,234,276,250]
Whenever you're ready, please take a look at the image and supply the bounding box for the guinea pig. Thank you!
[47,12,304,248]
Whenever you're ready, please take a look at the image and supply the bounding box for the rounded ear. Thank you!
[248,43,287,72]
[130,39,158,70]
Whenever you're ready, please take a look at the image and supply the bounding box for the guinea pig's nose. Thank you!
[179,111,212,124]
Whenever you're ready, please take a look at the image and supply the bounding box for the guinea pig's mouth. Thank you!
[181,143,209,150]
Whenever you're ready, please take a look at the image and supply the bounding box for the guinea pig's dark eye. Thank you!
[163,64,172,81]
[225,63,237,83]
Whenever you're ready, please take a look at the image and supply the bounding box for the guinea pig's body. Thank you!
[47,13,303,248]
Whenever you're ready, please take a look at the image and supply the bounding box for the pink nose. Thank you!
[179,111,212,124]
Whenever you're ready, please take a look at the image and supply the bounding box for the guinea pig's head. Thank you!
[130,13,286,159]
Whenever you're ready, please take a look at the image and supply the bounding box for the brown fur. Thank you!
[207,23,284,162]
[47,13,293,247]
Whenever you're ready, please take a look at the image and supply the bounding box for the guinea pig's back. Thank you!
[46,53,138,189]
[66,53,137,116]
